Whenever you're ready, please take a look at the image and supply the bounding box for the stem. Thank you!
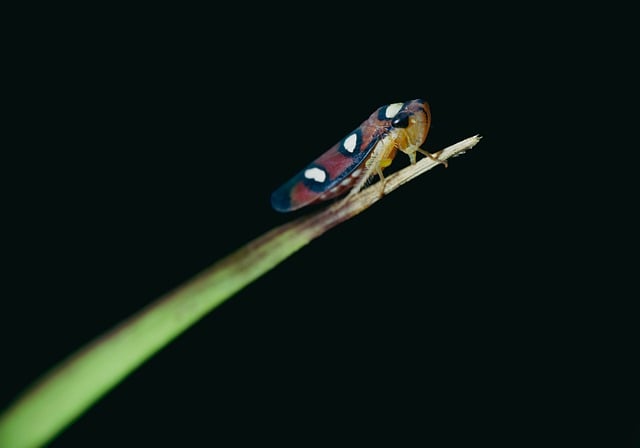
[0,134,481,448]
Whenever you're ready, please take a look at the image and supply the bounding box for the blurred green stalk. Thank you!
[0,135,480,448]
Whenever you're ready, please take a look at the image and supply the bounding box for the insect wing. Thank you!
[270,125,377,212]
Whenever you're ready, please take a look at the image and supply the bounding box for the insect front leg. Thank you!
[416,148,449,168]
[402,144,448,168]
[399,129,448,168]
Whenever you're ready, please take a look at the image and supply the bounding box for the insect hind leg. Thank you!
[374,165,387,195]
[345,164,387,200]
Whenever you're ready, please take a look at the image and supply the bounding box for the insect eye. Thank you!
[391,113,410,128]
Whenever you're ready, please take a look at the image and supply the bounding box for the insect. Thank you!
[270,99,445,212]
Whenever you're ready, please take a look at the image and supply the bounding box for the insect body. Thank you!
[271,99,441,212]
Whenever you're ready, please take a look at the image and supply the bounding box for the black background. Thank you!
[2,5,638,447]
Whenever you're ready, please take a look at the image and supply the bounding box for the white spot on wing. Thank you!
[384,102,403,118]
[343,133,358,153]
[304,167,327,183]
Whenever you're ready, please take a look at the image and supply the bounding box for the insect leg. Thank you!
[375,165,387,195]
[397,129,448,168]
[416,148,449,168]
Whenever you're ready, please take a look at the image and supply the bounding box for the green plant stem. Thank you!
[0,135,481,448]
